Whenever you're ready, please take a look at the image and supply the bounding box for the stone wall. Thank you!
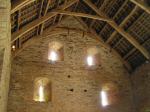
[131,62,150,112]
[0,1,11,112]
[8,17,134,112]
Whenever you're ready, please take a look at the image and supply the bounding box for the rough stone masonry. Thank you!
[8,17,134,112]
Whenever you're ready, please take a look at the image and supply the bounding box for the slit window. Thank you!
[33,77,51,102]
[86,46,101,67]
[48,41,63,62]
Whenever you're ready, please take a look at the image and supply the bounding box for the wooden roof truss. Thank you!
[11,0,150,71]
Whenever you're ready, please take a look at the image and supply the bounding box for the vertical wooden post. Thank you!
[0,0,11,112]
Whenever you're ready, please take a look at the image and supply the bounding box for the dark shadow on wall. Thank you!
[0,48,4,81]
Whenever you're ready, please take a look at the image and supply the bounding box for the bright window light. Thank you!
[39,86,44,102]
[12,45,16,51]
[48,51,58,61]
[87,56,94,66]
[101,90,109,107]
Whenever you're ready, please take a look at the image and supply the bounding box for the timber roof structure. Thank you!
[11,0,150,71]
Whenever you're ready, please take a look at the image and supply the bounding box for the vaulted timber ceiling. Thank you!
[11,0,150,71]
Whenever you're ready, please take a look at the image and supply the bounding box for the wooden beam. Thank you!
[130,0,150,14]
[16,10,21,30]
[89,0,111,28]
[13,26,100,57]
[58,14,63,22]
[83,0,150,60]
[73,1,79,11]
[75,17,132,71]
[106,6,138,43]
[44,0,51,16]
[39,0,45,17]
[38,0,45,35]
[123,38,150,59]
[89,0,101,28]
[39,0,51,35]
[11,0,35,14]
[11,0,78,43]
[99,0,128,35]
[51,10,112,22]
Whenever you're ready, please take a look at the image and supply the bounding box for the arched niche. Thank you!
[33,77,51,102]
[48,41,64,62]
[100,82,119,107]
[86,46,101,67]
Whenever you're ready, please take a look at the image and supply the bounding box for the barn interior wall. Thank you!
[131,62,150,112]
[8,17,134,112]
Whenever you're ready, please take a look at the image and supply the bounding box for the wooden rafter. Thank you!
[83,0,150,60]
[106,6,138,43]
[89,0,101,28]
[39,0,51,35]
[39,0,45,18]
[51,10,112,22]
[38,0,45,35]
[99,0,128,35]
[75,17,132,71]
[16,10,21,30]
[13,26,103,57]
[130,0,150,14]
[44,0,51,16]
[11,0,78,43]
[123,38,150,60]
[11,0,35,14]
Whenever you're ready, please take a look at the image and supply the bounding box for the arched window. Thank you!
[33,77,51,102]
[100,83,119,107]
[48,41,63,62]
[86,46,101,67]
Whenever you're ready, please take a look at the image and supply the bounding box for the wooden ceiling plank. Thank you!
[12,0,78,43]
[130,0,150,14]
[106,6,138,43]
[51,10,112,22]
[83,0,150,60]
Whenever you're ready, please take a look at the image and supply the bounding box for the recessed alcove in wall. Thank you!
[33,77,51,102]
[69,89,74,92]
[100,82,119,107]
[48,41,64,62]
[67,75,71,78]
[85,46,101,68]
[84,89,87,92]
